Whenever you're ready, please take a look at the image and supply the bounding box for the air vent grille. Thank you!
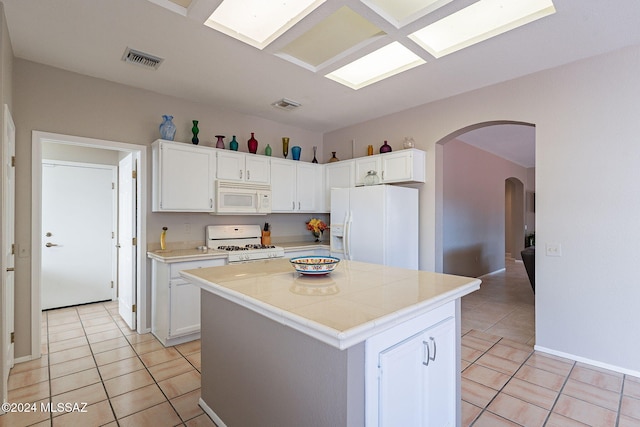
[122,47,164,70]
[271,98,301,111]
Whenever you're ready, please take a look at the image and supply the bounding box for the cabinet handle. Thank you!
[210,198,213,208]
[382,171,385,180]
[247,170,251,180]
[422,337,436,366]
[298,202,301,210]
[292,201,295,210]
[240,170,243,179]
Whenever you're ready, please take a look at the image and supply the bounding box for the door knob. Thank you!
[45,232,53,237]
[45,242,59,247]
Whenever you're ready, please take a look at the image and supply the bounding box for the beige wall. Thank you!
[442,138,530,277]
[324,44,640,374]
[12,58,324,358]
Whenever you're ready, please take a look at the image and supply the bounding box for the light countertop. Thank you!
[147,241,330,263]
[180,258,480,349]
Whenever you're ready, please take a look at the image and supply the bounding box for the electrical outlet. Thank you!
[545,243,562,257]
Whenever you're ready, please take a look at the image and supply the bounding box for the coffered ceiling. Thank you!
[3,0,640,166]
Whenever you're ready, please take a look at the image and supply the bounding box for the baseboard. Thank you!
[479,268,506,279]
[199,398,227,427]
[534,345,640,378]
[14,354,40,364]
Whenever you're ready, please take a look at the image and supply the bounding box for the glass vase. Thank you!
[265,144,272,156]
[215,135,225,149]
[312,146,318,163]
[191,120,199,145]
[282,137,289,158]
[248,132,258,154]
[329,152,339,162]
[379,140,392,153]
[229,135,239,151]
[159,115,176,141]
[291,146,301,161]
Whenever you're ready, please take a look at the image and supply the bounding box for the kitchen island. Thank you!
[180,258,480,427]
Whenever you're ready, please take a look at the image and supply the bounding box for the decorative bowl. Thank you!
[289,256,340,275]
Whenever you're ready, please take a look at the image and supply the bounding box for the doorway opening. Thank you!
[436,121,535,277]
[30,131,147,359]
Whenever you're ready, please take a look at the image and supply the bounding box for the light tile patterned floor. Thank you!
[461,259,640,426]
[2,259,639,426]
[1,301,213,427]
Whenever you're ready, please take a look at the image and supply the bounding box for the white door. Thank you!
[2,105,16,391]
[41,161,116,310]
[118,154,137,329]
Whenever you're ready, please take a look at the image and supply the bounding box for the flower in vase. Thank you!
[306,218,327,241]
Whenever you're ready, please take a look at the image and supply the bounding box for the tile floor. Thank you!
[460,259,640,426]
[1,301,213,427]
[1,259,639,426]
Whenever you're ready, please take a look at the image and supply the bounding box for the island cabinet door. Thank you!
[377,317,456,427]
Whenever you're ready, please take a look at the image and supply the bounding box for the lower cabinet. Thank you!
[366,301,458,427]
[151,258,226,346]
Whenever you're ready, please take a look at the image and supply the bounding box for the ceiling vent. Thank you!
[122,47,164,70]
[271,98,302,111]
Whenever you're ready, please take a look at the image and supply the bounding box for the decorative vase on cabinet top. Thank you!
[215,135,225,149]
[282,137,289,159]
[248,132,258,154]
[159,115,176,141]
[265,144,272,156]
[380,140,392,153]
[312,146,318,163]
[291,146,301,161]
[329,152,339,162]
[229,135,239,151]
[191,120,199,145]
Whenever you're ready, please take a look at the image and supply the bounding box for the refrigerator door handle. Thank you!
[345,211,352,260]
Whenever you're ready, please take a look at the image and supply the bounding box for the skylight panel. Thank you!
[409,0,556,58]
[205,0,326,50]
[325,42,425,90]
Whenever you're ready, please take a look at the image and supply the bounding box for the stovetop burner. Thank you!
[217,244,276,251]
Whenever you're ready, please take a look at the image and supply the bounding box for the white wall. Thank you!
[324,45,640,375]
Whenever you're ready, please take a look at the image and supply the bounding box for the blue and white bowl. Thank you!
[289,256,340,275]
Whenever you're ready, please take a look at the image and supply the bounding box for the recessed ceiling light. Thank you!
[204,0,326,50]
[325,42,425,90]
[409,0,556,58]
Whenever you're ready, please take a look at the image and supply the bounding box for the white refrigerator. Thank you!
[330,185,419,269]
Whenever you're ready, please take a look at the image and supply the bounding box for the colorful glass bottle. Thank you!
[248,132,258,154]
[191,120,199,145]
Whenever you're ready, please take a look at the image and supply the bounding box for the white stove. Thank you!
[206,225,285,263]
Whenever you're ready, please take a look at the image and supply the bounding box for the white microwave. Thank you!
[214,180,272,215]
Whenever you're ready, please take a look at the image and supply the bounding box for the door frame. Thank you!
[31,131,148,359]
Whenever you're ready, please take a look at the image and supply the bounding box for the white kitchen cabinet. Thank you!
[354,149,426,186]
[380,149,426,184]
[151,257,226,346]
[366,301,457,427]
[354,156,380,186]
[324,160,355,211]
[152,140,216,212]
[216,150,270,184]
[270,159,323,212]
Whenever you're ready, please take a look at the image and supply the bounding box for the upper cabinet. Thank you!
[324,160,355,211]
[152,139,424,214]
[152,140,216,212]
[216,151,270,184]
[271,159,323,213]
[355,149,425,186]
